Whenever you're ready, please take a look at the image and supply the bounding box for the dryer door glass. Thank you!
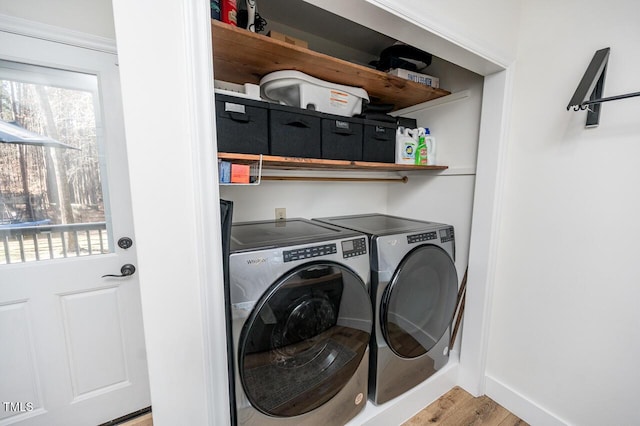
[238,262,372,417]
[381,245,458,358]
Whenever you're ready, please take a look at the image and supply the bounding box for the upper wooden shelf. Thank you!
[218,153,448,172]
[211,21,451,111]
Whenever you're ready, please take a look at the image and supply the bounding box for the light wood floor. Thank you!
[404,386,528,425]
[118,386,526,426]
[119,413,152,426]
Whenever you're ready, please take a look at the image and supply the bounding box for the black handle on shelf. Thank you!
[331,119,354,136]
[374,134,391,141]
[102,264,136,278]
[374,127,391,141]
[332,127,354,136]
[227,112,251,123]
[283,118,310,128]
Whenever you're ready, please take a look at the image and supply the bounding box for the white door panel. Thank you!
[0,30,150,426]
[0,301,44,423]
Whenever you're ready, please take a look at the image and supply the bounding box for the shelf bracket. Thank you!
[567,47,640,128]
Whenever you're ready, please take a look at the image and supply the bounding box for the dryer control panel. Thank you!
[341,237,367,258]
[440,227,455,243]
[283,243,337,262]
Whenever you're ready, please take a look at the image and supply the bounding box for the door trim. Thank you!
[111,0,229,424]
[181,2,231,424]
[0,13,116,53]
[458,67,515,396]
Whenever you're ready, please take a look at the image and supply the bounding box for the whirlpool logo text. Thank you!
[246,258,267,265]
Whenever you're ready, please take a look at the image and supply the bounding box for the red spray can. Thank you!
[221,0,237,26]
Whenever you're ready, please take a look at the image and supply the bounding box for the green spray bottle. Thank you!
[414,128,428,165]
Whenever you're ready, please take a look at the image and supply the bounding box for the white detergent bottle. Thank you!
[423,128,437,165]
[395,127,417,164]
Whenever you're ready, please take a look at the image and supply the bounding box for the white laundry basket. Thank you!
[260,70,369,117]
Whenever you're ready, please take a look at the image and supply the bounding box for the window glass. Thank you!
[0,60,110,264]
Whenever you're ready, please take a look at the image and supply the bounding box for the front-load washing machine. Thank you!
[313,214,458,405]
[228,218,373,425]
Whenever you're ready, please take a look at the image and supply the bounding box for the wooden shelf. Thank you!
[217,153,448,172]
[211,20,451,111]
[212,22,450,179]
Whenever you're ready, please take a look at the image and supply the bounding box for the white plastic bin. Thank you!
[260,70,369,117]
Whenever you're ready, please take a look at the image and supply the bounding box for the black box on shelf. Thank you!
[215,94,269,154]
[321,114,363,161]
[362,119,397,163]
[396,115,417,130]
[269,104,322,158]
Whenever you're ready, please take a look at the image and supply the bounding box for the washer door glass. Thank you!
[239,261,372,417]
[381,245,458,358]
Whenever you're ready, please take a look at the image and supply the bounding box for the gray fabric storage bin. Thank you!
[215,94,269,154]
[321,114,363,161]
[362,119,397,163]
[269,104,321,158]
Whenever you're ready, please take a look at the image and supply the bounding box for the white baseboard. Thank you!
[484,376,569,426]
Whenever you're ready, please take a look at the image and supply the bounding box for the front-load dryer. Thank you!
[313,214,458,405]
[228,218,372,425]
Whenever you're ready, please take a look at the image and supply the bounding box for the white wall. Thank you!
[395,57,485,172]
[0,0,115,39]
[221,181,389,222]
[371,0,521,68]
[304,0,511,76]
[486,1,640,425]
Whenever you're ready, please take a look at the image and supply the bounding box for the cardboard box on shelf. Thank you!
[231,163,250,183]
[388,68,440,89]
[218,160,231,183]
[267,31,308,49]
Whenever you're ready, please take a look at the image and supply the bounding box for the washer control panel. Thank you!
[407,231,438,244]
[283,243,337,263]
[341,237,367,258]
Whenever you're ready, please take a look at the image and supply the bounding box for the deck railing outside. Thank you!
[0,222,110,264]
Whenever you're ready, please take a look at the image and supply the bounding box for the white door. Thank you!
[0,31,150,425]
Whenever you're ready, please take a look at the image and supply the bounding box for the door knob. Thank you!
[102,264,136,278]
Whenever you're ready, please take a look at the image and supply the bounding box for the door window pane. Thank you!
[0,60,110,264]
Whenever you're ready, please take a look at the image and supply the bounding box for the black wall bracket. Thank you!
[567,47,640,128]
